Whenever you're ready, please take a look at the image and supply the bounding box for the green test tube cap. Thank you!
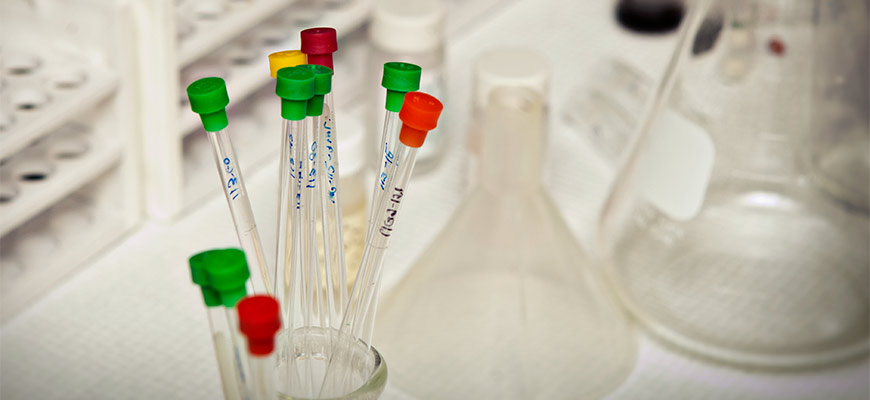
[298,64,333,116]
[275,67,315,121]
[382,62,422,113]
[189,250,222,307]
[187,77,230,132]
[203,248,250,308]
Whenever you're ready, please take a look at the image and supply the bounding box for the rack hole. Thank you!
[52,69,88,89]
[21,173,46,181]
[48,136,90,159]
[0,183,18,203]
[14,160,54,183]
[227,47,258,66]
[12,89,50,111]
[258,28,287,46]
[5,53,41,75]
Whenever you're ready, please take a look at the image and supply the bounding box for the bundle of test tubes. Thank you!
[185,27,444,399]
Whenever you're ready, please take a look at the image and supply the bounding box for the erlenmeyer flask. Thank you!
[374,87,637,399]
[599,0,869,368]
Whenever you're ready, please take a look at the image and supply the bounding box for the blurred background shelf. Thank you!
[0,125,122,236]
[139,0,373,220]
[0,0,142,323]
[176,0,372,138]
[177,0,295,67]
[0,193,129,323]
[0,54,117,162]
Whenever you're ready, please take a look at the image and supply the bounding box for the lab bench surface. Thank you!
[2,0,868,399]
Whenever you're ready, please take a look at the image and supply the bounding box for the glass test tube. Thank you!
[369,62,423,240]
[207,308,244,400]
[275,118,301,323]
[238,295,281,400]
[226,309,252,399]
[319,91,349,324]
[187,77,270,296]
[198,248,255,400]
[205,129,270,295]
[302,114,326,330]
[247,353,275,400]
[301,28,348,323]
[321,141,420,397]
[191,251,245,400]
[267,49,308,318]
[368,110,400,232]
[320,92,443,397]
[272,65,317,395]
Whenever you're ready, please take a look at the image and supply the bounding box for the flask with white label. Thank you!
[374,87,636,399]
[598,0,869,368]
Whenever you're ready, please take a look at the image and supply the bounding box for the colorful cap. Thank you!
[268,50,307,78]
[297,64,332,116]
[187,77,230,132]
[237,295,282,356]
[398,92,443,148]
[189,250,221,307]
[203,248,250,307]
[275,67,315,120]
[382,62,422,113]
[300,27,337,70]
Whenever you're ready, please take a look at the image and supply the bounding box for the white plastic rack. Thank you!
[138,0,372,220]
[0,0,141,322]
[0,53,117,161]
[0,122,122,236]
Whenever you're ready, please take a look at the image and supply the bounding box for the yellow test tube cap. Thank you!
[268,50,307,78]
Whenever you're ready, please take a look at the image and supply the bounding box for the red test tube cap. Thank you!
[237,295,281,356]
[301,27,337,70]
[398,92,443,148]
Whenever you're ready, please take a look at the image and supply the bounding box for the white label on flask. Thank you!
[635,110,715,221]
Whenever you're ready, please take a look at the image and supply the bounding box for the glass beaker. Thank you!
[374,87,637,399]
[274,327,387,399]
[598,0,869,368]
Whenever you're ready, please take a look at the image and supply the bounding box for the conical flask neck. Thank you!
[478,88,546,194]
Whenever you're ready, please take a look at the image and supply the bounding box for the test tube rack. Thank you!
[136,0,372,221]
[0,0,142,323]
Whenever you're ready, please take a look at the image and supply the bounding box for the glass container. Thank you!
[374,87,637,399]
[275,327,387,399]
[598,0,869,368]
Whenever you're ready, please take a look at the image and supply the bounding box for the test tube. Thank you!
[267,50,307,306]
[269,56,312,325]
[301,27,350,322]
[238,295,281,400]
[203,248,254,400]
[187,78,270,296]
[189,251,244,400]
[369,62,422,239]
[320,92,443,397]
[296,71,325,397]
[299,63,341,331]
[272,66,316,393]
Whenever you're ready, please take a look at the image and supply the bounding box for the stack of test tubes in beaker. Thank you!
[185,27,444,399]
